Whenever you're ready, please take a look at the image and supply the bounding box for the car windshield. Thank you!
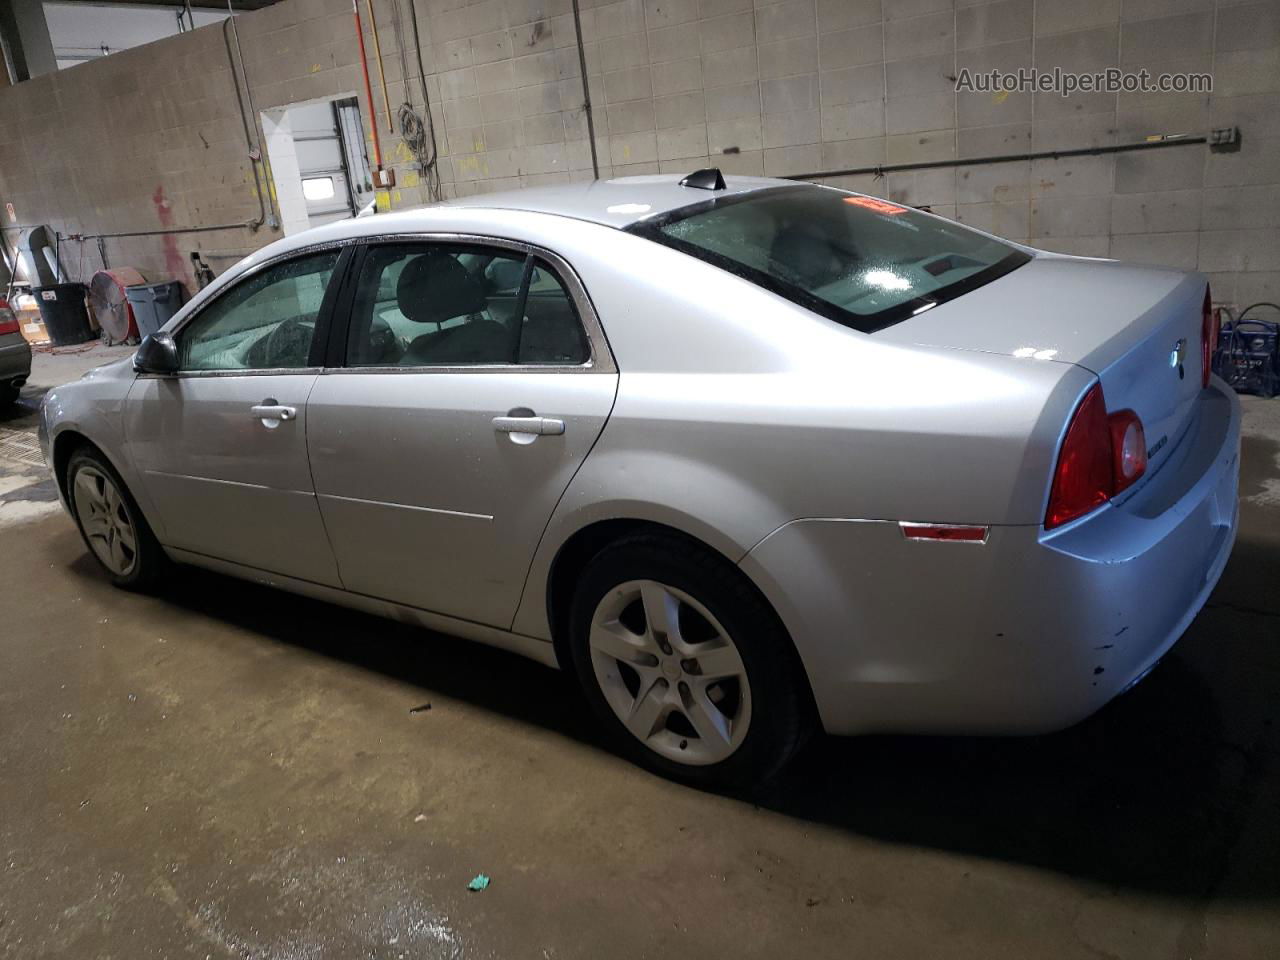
[628,185,1030,333]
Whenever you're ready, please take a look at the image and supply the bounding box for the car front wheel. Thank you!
[569,533,811,790]
[66,448,166,590]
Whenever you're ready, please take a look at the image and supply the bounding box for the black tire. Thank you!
[66,446,167,590]
[568,533,812,790]
[0,382,19,407]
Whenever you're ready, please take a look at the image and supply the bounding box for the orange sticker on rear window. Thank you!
[843,196,908,215]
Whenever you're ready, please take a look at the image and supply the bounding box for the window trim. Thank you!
[625,184,1032,335]
[325,233,615,376]
[142,241,355,379]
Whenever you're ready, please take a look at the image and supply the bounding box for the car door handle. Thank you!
[250,403,296,422]
[492,416,565,436]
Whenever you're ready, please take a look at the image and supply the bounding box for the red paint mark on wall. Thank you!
[152,185,191,289]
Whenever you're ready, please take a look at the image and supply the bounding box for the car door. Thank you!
[306,238,618,628]
[123,247,347,586]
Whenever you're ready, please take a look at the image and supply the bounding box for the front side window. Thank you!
[628,186,1030,333]
[346,243,589,367]
[178,250,338,371]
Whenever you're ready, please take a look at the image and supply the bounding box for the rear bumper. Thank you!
[0,336,31,383]
[741,378,1241,736]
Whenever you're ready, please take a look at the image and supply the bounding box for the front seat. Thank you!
[398,253,512,364]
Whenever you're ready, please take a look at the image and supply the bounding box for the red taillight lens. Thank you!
[1046,384,1112,528]
[1045,384,1148,529]
[0,303,18,336]
[1201,286,1215,389]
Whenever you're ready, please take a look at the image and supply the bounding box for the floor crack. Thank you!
[1204,600,1280,620]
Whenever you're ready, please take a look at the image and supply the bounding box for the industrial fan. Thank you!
[88,268,146,345]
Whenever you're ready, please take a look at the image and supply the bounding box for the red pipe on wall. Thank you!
[352,0,383,170]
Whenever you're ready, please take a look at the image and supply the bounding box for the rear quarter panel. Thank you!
[507,223,1089,639]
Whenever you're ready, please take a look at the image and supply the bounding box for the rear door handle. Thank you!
[251,403,296,422]
[492,416,565,436]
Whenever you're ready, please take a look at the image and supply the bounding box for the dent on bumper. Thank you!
[741,380,1242,737]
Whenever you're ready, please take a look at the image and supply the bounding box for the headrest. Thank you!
[769,224,840,287]
[396,253,486,325]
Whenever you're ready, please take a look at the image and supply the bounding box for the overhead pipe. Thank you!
[785,134,1210,182]
[65,223,257,240]
[221,14,271,231]
[352,0,389,185]
[365,0,394,135]
[569,0,598,179]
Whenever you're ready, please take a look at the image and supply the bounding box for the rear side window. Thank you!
[519,261,589,365]
[346,244,589,367]
[628,186,1030,333]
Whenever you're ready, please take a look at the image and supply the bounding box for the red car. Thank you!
[0,297,33,406]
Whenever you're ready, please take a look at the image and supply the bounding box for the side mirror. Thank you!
[133,332,179,375]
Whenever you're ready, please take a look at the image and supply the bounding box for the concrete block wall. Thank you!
[0,0,1276,307]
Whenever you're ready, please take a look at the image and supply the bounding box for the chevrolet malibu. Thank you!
[39,172,1240,788]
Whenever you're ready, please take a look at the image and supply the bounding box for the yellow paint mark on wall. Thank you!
[993,90,1009,104]
[311,64,322,73]
[392,190,402,205]
[401,170,420,188]
[473,137,486,153]
[376,190,391,212]
[394,142,413,163]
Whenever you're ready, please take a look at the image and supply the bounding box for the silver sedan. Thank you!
[39,173,1241,787]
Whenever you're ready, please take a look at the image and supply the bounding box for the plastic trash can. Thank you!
[31,283,95,346]
[125,281,186,339]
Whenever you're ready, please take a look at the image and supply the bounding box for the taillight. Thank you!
[1108,409,1147,494]
[0,302,18,336]
[1046,385,1112,528]
[1045,383,1147,529]
[1201,285,1215,389]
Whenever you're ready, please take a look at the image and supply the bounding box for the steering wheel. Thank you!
[257,316,313,368]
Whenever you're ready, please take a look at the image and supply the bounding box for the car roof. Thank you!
[441,173,797,229]
[209,172,806,302]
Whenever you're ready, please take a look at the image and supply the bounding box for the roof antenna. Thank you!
[679,168,727,191]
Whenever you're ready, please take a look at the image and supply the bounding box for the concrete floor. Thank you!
[2,347,1279,959]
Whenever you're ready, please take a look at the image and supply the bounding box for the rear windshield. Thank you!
[627,185,1030,333]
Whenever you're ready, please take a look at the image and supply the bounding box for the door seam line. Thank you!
[504,371,622,634]
[301,373,349,590]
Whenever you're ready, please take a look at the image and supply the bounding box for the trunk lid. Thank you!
[876,254,1208,480]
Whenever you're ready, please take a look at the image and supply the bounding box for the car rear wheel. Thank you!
[67,448,165,590]
[0,382,19,407]
[568,533,811,789]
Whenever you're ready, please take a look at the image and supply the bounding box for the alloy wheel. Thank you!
[73,466,138,576]
[589,579,752,765]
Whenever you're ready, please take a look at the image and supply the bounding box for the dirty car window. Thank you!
[628,186,1030,333]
